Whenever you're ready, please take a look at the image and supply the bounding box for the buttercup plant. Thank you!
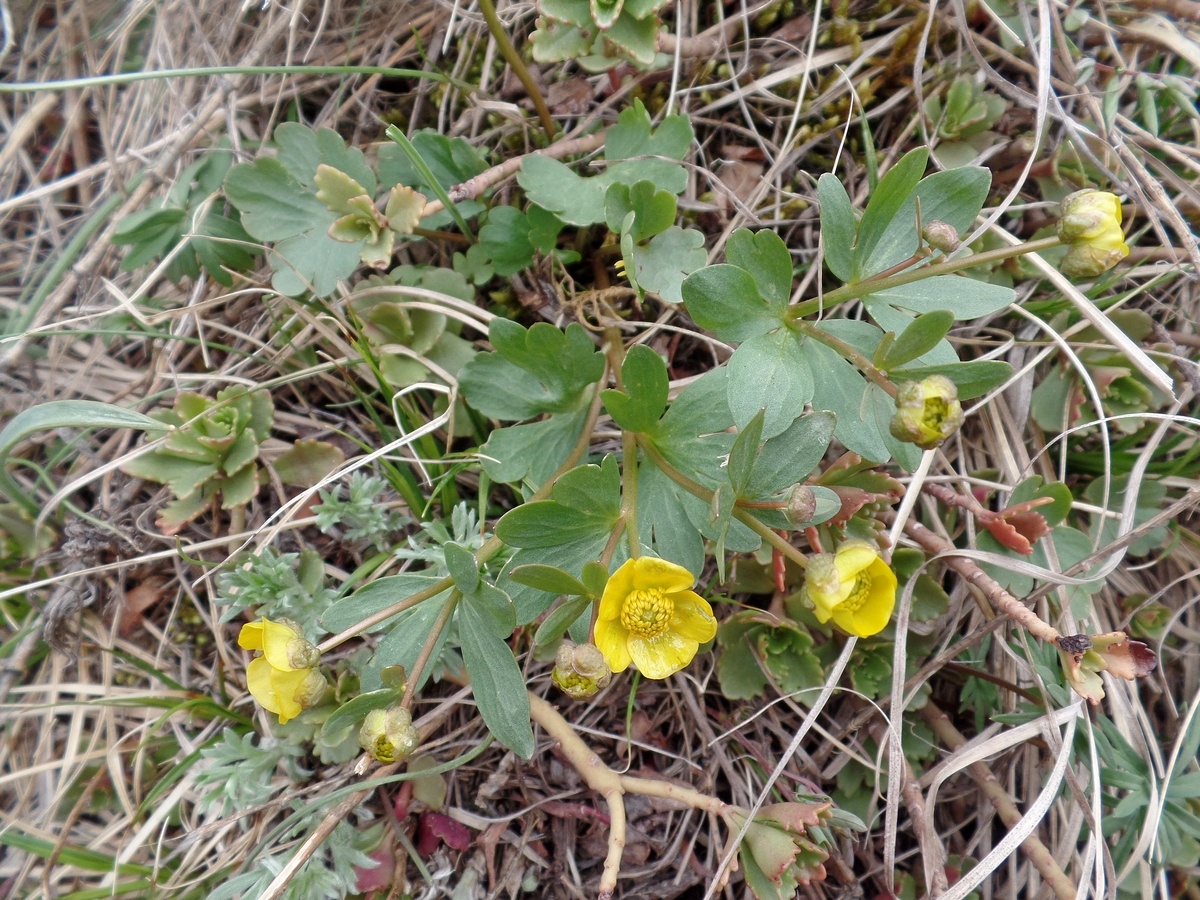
[0,79,1167,900]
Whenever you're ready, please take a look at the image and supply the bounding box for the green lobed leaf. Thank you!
[880,309,956,369]
[681,264,782,343]
[605,180,677,242]
[477,205,537,277]
[321,573,449,633]
[459,598,535,757]
[727,409,766,497]
[866,273,1014,320]
[479,407,591,487]
[443,541,481,595]
[224,158,329,242]
[806,339,888,463]
[625,226,707,304]
[508,564,591,596]
[861,165,991,276]
[646,367,735,486]
[744,411,836,499]
[638,456,706,575]
[725,228,794,311]
[726,329,815,439]
[818,174,857,283]
[854,148,929,278]
[458,320,605,420]
[533,595,592,646]
[605,100,693,161]
[495,457,622,548]
[274,123,375,193]
[602,344,669,433]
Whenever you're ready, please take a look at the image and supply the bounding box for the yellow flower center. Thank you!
[620,588,672,638]
[841,572,872,612]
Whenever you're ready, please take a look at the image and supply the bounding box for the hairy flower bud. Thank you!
[552,641,613,699]
[359,706,420,763]
[1056,190,1129,279]
[889,375,964,450]
[785,485,818,526]
[921,220,961,253]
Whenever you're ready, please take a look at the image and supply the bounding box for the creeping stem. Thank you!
[636,437,808,569]
[788,235,1063,320]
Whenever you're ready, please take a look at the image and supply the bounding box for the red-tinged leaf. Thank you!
[1004,510,1051,543]
[1092,632,1158,679]
[416,811,472,855]
[393,781,414,820]
[829,486,871,526]
[355,845,395,892]
[981,517,1034,554]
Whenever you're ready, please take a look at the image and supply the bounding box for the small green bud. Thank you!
[785,485,817,526]
[889,375,964,450]
[921,220,961,253]
[359,706,420,763]
[551,641,612,700]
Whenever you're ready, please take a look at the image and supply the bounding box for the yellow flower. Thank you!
[1056,190,1130,279]
[802,542,896,638]
[594,556,717,679]
[359,706,419,763]
[237,618,326,724]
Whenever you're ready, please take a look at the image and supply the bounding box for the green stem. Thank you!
[792,319,898,397]
[789,235,1063,320]
[475,0,557,142]
[319,376,608,653]
[637,437,808,570]
[400,590,460,709]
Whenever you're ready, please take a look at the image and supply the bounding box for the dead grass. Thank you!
[1,0,1199,898]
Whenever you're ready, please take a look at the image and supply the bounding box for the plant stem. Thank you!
[527,693,733,897]
[792,319,898,396]
[637,437,808,569]
[889,512,1061,644]
[789,235,1063,320]
[475,0,557,141]
[401,590,460,709]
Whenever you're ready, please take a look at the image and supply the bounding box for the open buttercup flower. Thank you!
[1056,189,1130,279]
[801,541,897,638]
[237,617,327,724]
[594,556,717,679]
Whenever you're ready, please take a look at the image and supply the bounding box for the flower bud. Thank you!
[784,485,817,526]
[889,375,964,450]
[359,706,420,763]
[551,641,613,699]
[1056,189,1130,279]
[294,668,330,709]
[921,220,961,253]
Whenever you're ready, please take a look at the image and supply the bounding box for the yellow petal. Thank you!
[597,557,639,623]
[669,590,717,643]
[259,618,303,671]
[238,620,265,652]
[246,657,308,723]
[832,542,876,581]
[629,556,696,593]
[595,617,633,673]
[833,558,897,637]
[628,631,698,679]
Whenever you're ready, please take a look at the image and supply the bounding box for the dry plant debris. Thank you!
[1,0,1199,898]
